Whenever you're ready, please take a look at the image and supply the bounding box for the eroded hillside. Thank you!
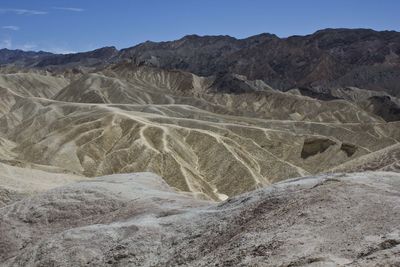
[0,64,399,200]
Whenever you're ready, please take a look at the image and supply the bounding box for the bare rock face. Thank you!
[0,187,25,207]
[1,171,400,266]
[2,29,400,96]
[332,143,400,173]
[0,66,399,200]
[301,138,337,159]
[363,95,400,122]
[119,29,400,96]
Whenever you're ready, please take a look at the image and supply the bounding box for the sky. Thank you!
[0,0,399,53]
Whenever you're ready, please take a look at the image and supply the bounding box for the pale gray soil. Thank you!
[1,171,400,266]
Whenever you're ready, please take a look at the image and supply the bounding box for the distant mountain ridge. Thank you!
[0,48,52,66]
[0,46,118,69]
[1,28,400,96]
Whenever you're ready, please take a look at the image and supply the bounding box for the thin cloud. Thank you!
[0,8,47,15]
[0,39,38,51]
[2,25,20,31]
[46,47,76,54]
[17,43,37,51]
[0,38,12,49]
[52,7,84,12]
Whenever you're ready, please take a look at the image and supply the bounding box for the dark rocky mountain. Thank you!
[0,46,118,69]
[1,28,400,96]
[0,48,52,66]
[120,28,400,96]
[363,95,400,122]
[35,46,118,68]
[118,33,278,75]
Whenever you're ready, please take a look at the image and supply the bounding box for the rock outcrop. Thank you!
[1,171,400,266]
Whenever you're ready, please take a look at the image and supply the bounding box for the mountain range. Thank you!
[2,28,400,96]
[1,28,400,265]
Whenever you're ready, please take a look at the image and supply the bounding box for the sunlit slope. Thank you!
[0,72,70,116]
[54,64,384,123]
[0,162,83,207]
[0,66,399,199]
[0,72,69,98]
[1,95,399,199]
[331,143,400,173]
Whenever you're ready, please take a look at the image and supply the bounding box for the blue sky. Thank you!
[0,0,399,53]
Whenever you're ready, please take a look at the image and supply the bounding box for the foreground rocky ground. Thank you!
[1,171,399,266]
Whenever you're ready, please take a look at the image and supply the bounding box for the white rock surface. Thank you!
[1,171,400,266]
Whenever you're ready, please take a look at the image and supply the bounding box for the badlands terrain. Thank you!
[0,28,400,266]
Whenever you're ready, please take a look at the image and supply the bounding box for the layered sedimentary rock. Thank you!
[0,66,399,200]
